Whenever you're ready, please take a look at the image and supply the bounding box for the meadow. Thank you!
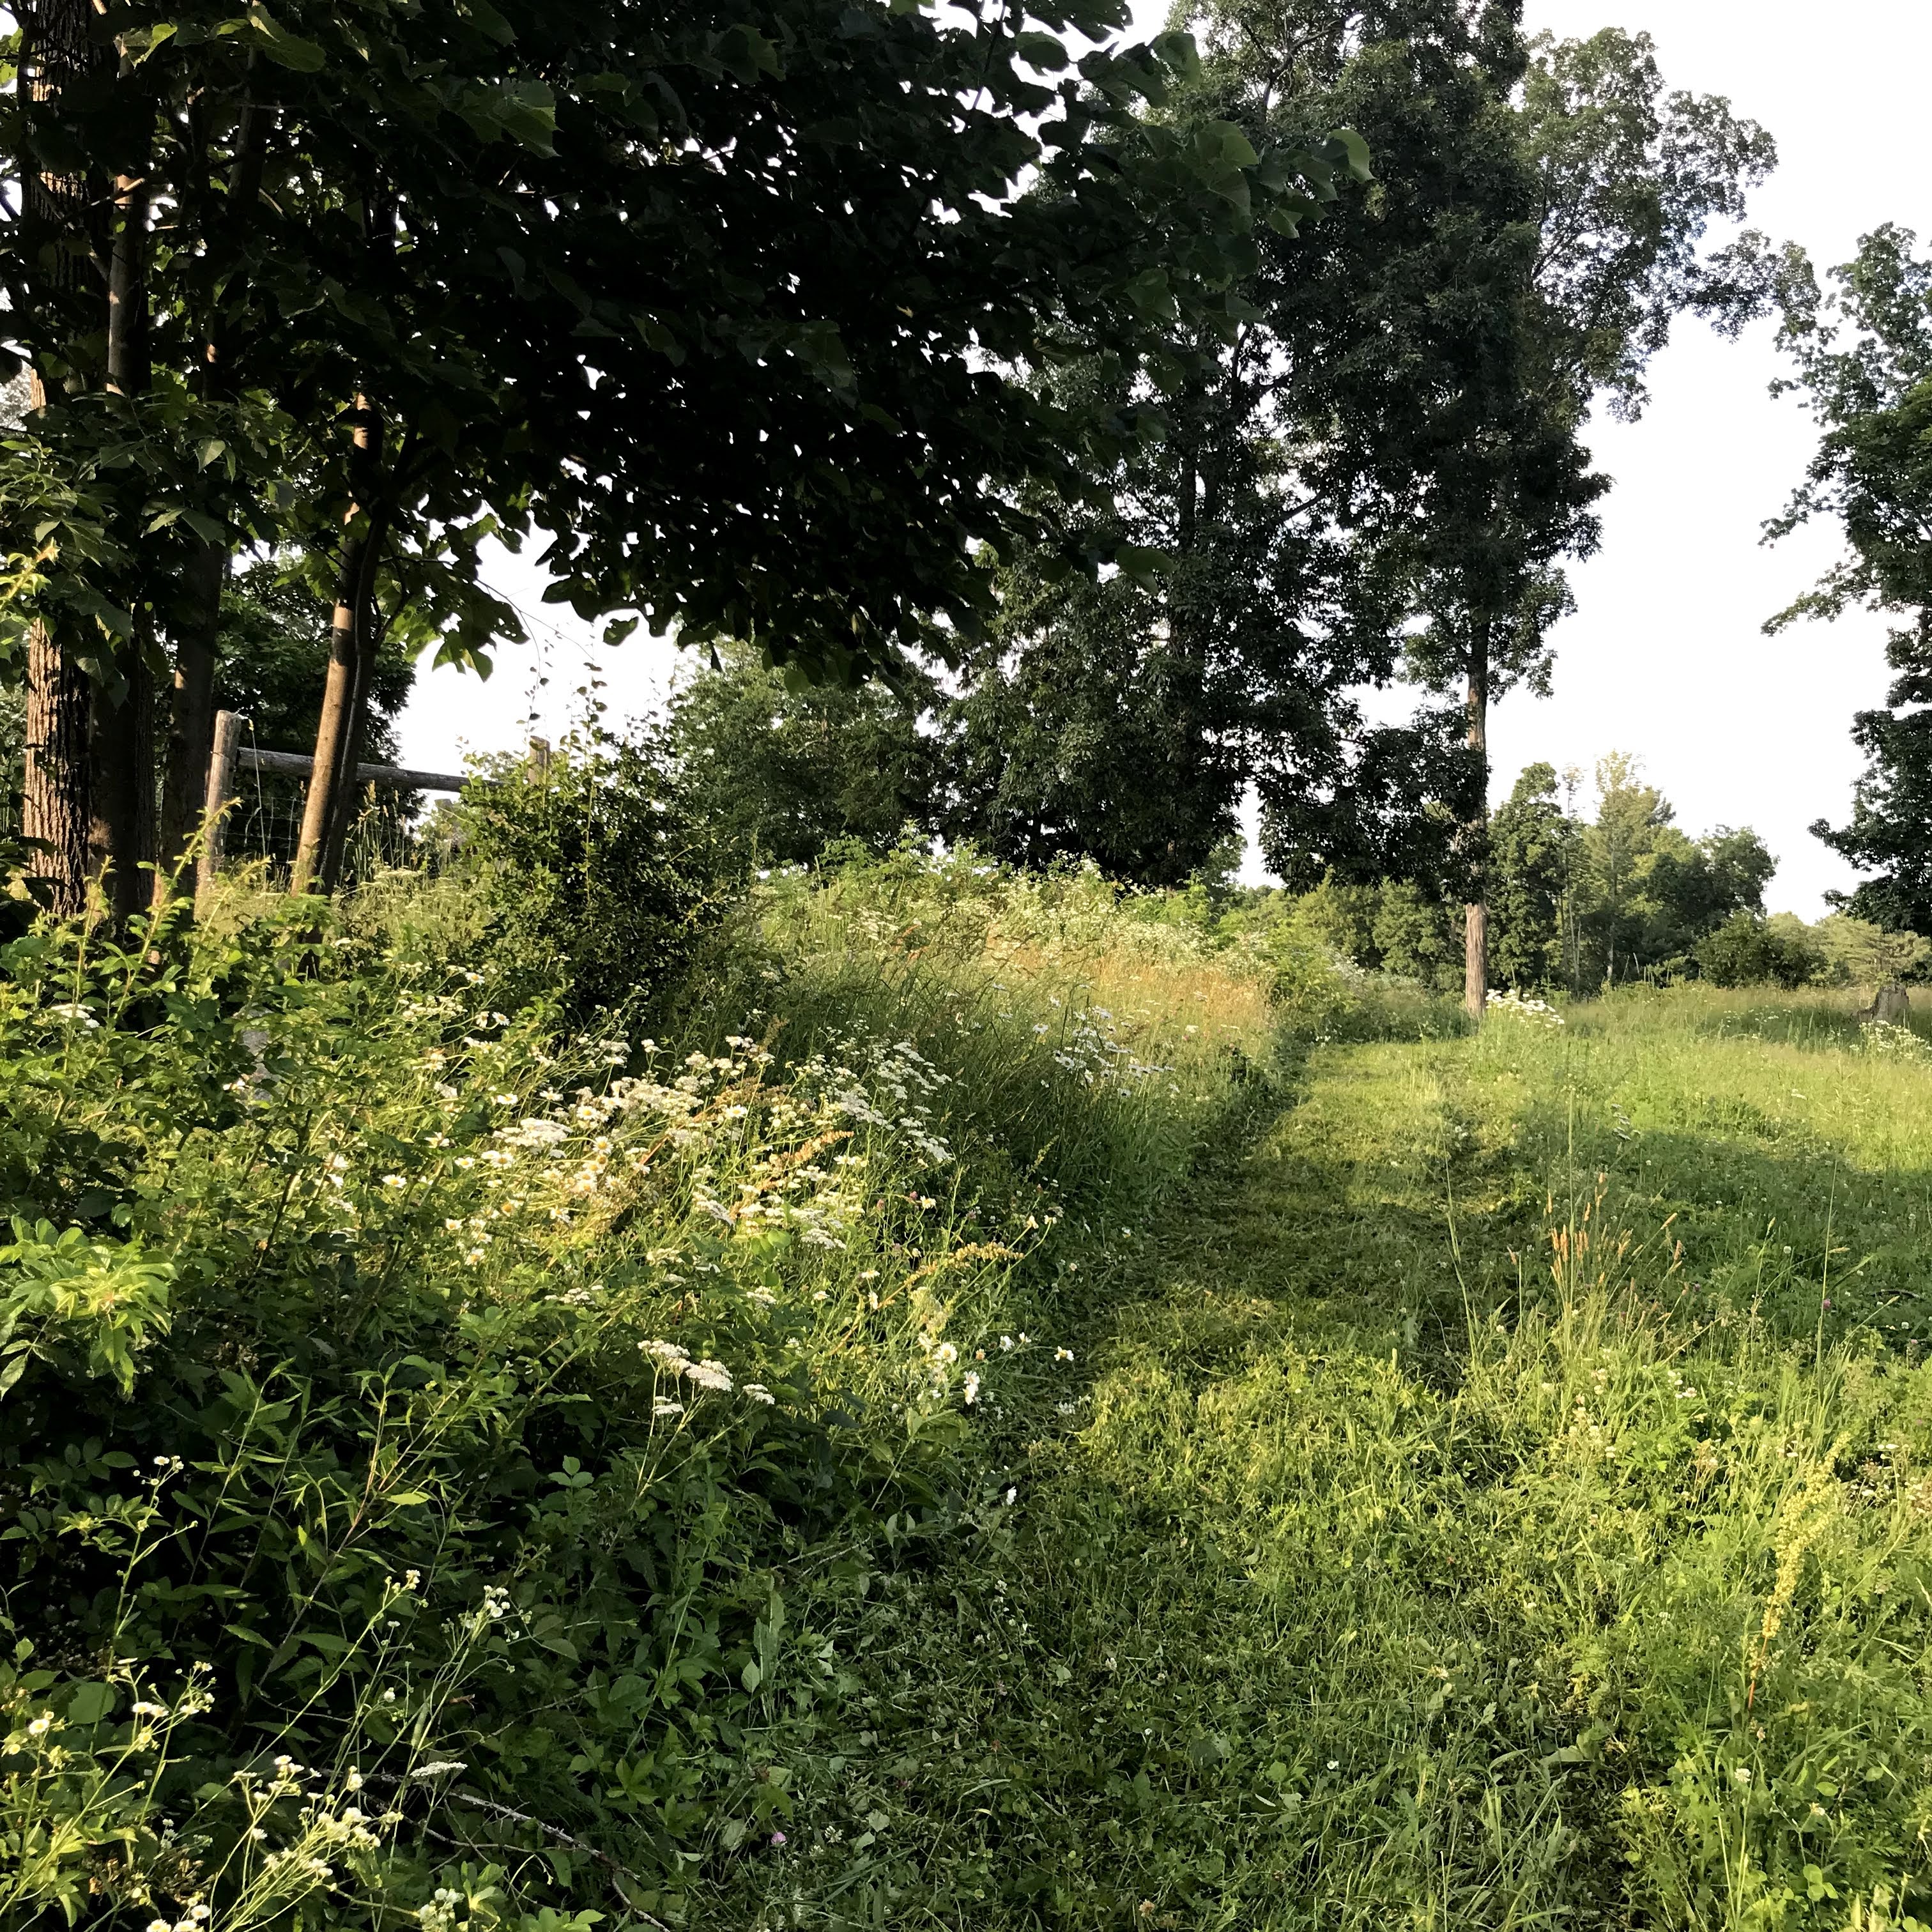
[4,852,1932,1932]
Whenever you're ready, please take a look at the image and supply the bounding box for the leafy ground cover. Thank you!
[0,852,1284,1931]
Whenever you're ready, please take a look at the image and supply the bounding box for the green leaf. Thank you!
[63,1680,113,1725]
[1201,120,1258,172]
[717,24,781,84]
[1331,126,1372,181]
[119,21,178,63]
[245,5,325,72]
[1014,31,1068,72]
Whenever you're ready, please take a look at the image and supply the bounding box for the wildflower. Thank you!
[641,1339,691,1369]
[684,1358,734,1393]
[27,1713,52,1736]
[918,1195,937,1210]
[381,1173,408,1190]
[1735,1767,1752,1785]
[771,1830,788,1846]
[1004,1487,1017,1505]
[454,1156,476,1170]
[1054,1346,1074,1363]
[491,1091,518,1106]
[345,1768,364,1791]
[1327,1759,1339,1770]
[45,1001,100,1029]
[1000,1335,1014,1352]
[963,1373,981,1406]
[654,1399,685,1419]
[743,1384,776,1405]
[933,1342,958,1367]
[132,1700,167,1719]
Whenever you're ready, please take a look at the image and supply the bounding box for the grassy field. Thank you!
[734,983,1932,1931]
[11,851,1932,1932]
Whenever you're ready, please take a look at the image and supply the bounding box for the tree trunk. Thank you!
[318,594,383,892]
[89,660,156,923]
[155,542,222,901]
[95,159,157,923]
[155,93,276,900]
[23,619,93,917]
[291,545,367,893]
[19,0,105,917]
[1462,622,1491,1020]
[293,397,385,894]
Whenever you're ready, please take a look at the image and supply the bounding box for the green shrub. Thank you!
[1694,910,1824,988]
[452,728,737,1016]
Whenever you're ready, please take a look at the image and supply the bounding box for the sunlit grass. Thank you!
[735,981,1932,1931]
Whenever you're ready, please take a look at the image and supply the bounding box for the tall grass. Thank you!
[734,982,1932,1931]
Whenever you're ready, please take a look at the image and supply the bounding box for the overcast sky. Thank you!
[397,0,1931,917]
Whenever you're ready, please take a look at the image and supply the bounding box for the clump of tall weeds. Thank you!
[0,843,1280,1927]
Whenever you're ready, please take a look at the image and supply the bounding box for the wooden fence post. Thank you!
[195,710,243,905]
[526,736,552,783]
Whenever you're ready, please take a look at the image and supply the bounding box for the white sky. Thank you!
[398,0,1931,917]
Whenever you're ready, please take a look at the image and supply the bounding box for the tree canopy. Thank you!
[1770,226,1932,935]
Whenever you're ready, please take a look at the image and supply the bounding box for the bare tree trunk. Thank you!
[293,398,388,895]
[156,543,222,901]
[23,619,93,916]
[318,602,381,892]
[95,160,157,923]
[19,0,105,917]
[156,93,275,899]
[1462,623,1491,1021]
[291,543,367,893]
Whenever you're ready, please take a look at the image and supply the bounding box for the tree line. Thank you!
[14,0,1926,1011]
[656,651,1813,990]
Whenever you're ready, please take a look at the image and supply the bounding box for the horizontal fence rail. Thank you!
[237,747,470,793]
[196,712,549,901]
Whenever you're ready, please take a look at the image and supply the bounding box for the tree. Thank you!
[1486,762,1574,991]
[1571,753,1774,984]
[1694,912,1821,988]
[1404,27,1775,1015]
[211,564,417,871]
[664,645,944,866]
[1768,227,1932,935]
[4,0,1354,911]
[952,0,1520,889]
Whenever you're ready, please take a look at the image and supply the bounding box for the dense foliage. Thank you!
[0,833,1296,1929]
[3,0,1356,908]
[1772,226,1932,936]
[662,647,942,867]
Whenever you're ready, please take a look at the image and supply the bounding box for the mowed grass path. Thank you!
[773,994,1932,1931]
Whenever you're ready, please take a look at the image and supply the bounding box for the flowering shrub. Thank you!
[0,849,1270,1928]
